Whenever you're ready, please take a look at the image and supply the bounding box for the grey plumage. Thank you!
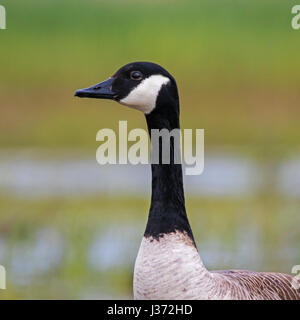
[213,269,300,300]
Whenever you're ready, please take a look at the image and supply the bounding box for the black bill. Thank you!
[74,78,116,100]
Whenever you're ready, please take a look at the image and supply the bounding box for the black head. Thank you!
[75,62,179,115]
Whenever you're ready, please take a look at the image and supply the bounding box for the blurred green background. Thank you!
[0,0,300,299]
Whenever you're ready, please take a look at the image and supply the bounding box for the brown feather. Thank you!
[213,269,300,300]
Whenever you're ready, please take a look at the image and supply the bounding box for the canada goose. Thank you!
[75,62,300,300]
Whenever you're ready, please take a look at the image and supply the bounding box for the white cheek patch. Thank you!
[119,75,170,114]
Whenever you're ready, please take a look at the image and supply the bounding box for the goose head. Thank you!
[75,62,179,115]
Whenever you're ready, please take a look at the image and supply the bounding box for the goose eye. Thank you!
[130,71,143,80]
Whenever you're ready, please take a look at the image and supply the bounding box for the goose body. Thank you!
[134,232,299,300]
[75,62,300,300]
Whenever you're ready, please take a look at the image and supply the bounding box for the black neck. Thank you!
[144,90,195,244]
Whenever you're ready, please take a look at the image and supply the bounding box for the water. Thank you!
[88,225,141,271]
[0,228,64,286]
[278,158,300,197]
[1,151,299,197]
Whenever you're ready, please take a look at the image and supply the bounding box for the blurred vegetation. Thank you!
[0,195,299,299]
[0,0,299,154]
